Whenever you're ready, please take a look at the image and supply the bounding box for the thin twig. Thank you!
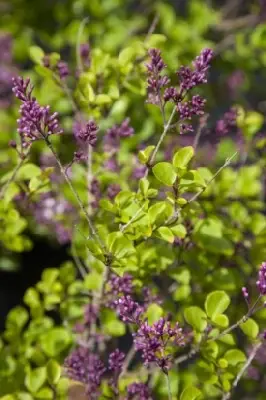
[44,137,105,250]
[165,372,172,400]
[72,244,87,278]
[144,14,160,45]
[188,151,238,204]
[120,202,146,233]
[119,345,136,378]
[76,17,89,72]
[0,150,30,199]
[148,107,176,168]
[222,341,262,400]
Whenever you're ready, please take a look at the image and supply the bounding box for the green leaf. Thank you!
[156,226,175,243]
[240,318,259,339]
[241,111,264,139]
[84,272,102,291]
[103,319,125,337]
[46,360,61,385]
[139,178,150,197]
[6,306,28,331]
[29,46,45,64]
[170,224,187,238]
[24,287,41,308]
[152,162,177,186]
[146,304,163,324]
[25,367,47,393]
[179,170,206,189]
[17,164,41,181]
[3,182,20,204]
[86,239,103,257]
[173,146,194,169]
[138,146,155,164]
[95,94,112,105]
[107,232,135,259]
[205,291,230,320]
[118,46,136,66]
[224,349,246,366]
[180,386,202,400]
[184,306,207,332]
[35,387,53,399]
[218,358,228,369]
[212,314,229,328]
[202,341,219,360]
[39,328,72,357]
[194,218,233,256]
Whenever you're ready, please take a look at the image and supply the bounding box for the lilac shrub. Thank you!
[1,18,266,400]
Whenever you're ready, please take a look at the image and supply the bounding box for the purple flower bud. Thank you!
[9,140,17,148]
[80,43,91,68]
[164,87,179,103]
[42,55,50,68]
[216,107,237,135]
[242,287,249,299]
[104,119,134,150]
[90,178,101,209]
[108,349,125,372]
[108,273,133,296]
[133,317,185,370]
[84,303,98,327]
[177,48,213,93]
[0,33,12,64]
[12,76,63,147]
[146,48,170,105]
[257,262,266,295]
[57,61,69,80]
[127,382,151,400]
[115,295,144,324]
[107,183,121,200]
[64,347,106,388]
[76,120,98,146]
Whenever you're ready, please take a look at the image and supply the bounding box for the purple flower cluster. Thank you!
[115,295,144,324]
[108,349,125,372]
[146,48,213,133]
[80,43,91,68]
[133,318,185,371]
[146,48,170,105]
[177,48,213,93]
[177,95,206,120]
[75,120,98,146]
[126,382,151,400]
[104,118,134,150]
[12,77,62,147]
[216,107,237,135]
[33,192,75,244]
[0,34,16,109]
[107,183,121,200]
[0,33,12,64]
[108,273,133,296]
[115,293,185,371]
[57,60,69,80]
[64,347,106,395]
[42,55,69,80]
[257,262,266,295]
[90,177,101,208]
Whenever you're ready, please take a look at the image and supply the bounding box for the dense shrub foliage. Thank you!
[1,0,266,399]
